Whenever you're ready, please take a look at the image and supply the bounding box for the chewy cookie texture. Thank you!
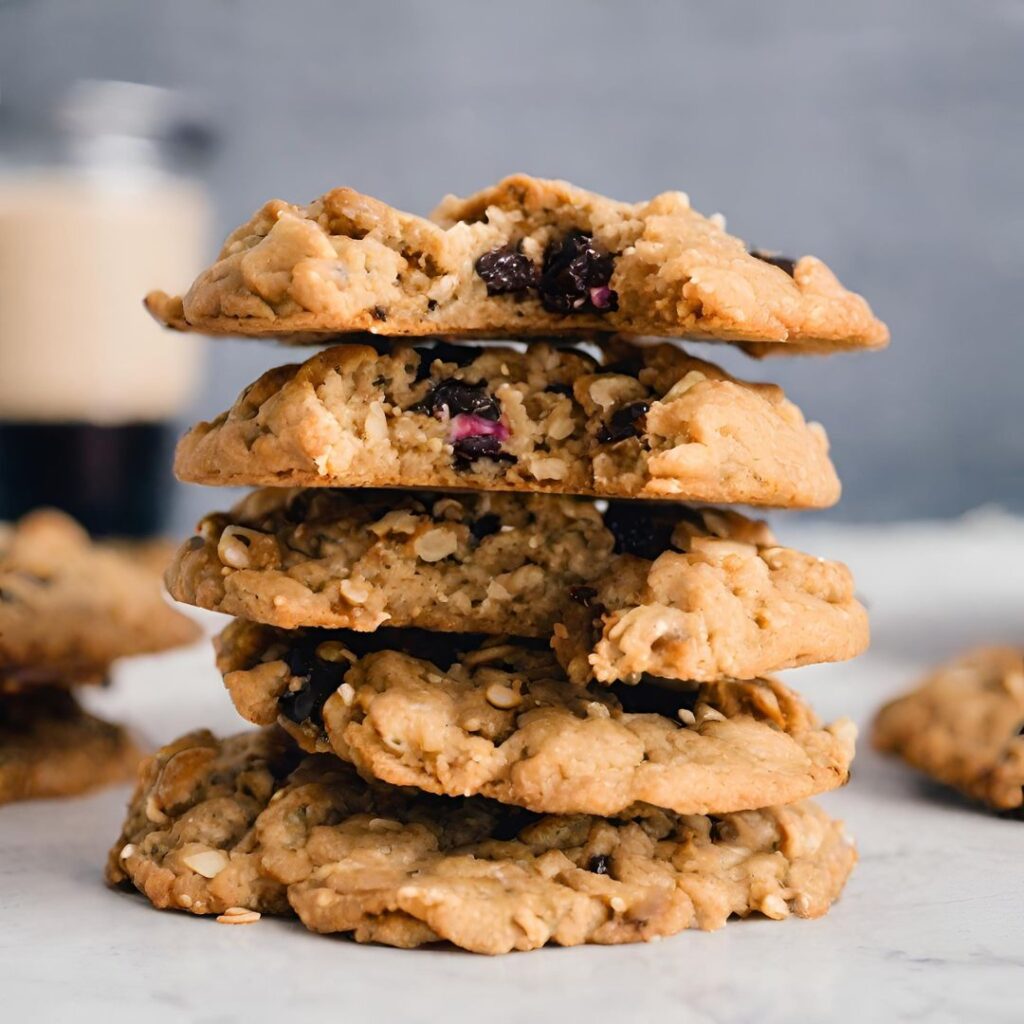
[174,339,841,509]
[1,688,141,805]
[167,488,867,683]
[0,509,199,690]
[108,728,857,953]
[874,648,1024,812]
[145,174,887,351]
[216,620,856,816]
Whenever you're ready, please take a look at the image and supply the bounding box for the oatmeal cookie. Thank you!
[145,175,887,352]
[873,647,1024,811]
[215,621,856,816]
[168,491,866,680]
[0,510,200,690]
[0,688,141,804]
[173,340,841,509]
[109,728,857,953]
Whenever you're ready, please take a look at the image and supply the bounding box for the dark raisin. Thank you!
[569,585,598,607]
[538,230,618,315]
[470,514,501,541]
[475,245,539,295]
[586,854,610,875]
[412,342,481,382]
[411,379,500,421]
[545,382,574,397]
[602,501,686,560]
[426,298,439,312]
[749,250,796,277]
[371,306,388,321]
[278,644,345,726]
[611,680,700,720]
[597,401,650,444]
[453,434,516,467]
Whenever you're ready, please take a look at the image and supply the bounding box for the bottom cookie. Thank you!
[108,728,857,954]
[873,647,1024,812]
[0,688,142,805]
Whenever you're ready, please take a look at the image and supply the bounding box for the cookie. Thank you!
[215,621,856,816]
[0,688,141,804]
[173,339,841,509]
[108,728,857,952]
[145,174,887,352]
[0,510,200,689]
[873,647,1024,812]
[167,490,867,680]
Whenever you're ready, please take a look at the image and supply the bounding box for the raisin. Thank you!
[749,250,796,277]
[453,434,516,467]
[470,513,501,540]
[278,644,346,726]
[412,342,481,382]
[426,298,438,312]
[545,382,574,397]
[538,230,618,315]
[597,401,650,444]
[371,306,388,321]
[411,379,500,421]
[602,501,692,560]
[586,854,610,875]
[475,244,539,295]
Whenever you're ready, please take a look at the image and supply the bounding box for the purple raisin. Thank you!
[749,250,796,276]
[452,433,517,467]
[602,501,690,561]
[475,245,539,295]
[597,401,650,444]
[411,379,500,421]
[538,230,618,315]
[586,854,610,875]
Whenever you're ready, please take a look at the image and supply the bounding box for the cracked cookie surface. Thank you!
[0,510,200,689]
[555,504,869,683]
[215,621,856,816]
[108,728,857,953]
[1,688,141,804]
[146,174,886,352]
[873,647,1024,811]
[174,340,841,509]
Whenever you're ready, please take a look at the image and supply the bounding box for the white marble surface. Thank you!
[2,514,1023,1024]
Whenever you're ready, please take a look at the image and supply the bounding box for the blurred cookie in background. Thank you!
[0,508,200,691]
[873,647,1024,814]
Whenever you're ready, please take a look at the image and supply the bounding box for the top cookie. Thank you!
[0,510,200,688]
[145,175,887,352]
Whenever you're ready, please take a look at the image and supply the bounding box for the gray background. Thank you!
[2,0,1022,526]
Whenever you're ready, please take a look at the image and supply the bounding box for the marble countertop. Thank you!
[2,514,1023,1024]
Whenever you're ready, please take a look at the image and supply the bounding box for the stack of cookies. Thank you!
[109,176,886,952]
[0,510,198,805]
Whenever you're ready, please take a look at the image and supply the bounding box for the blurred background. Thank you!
[1,0,1022,533]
